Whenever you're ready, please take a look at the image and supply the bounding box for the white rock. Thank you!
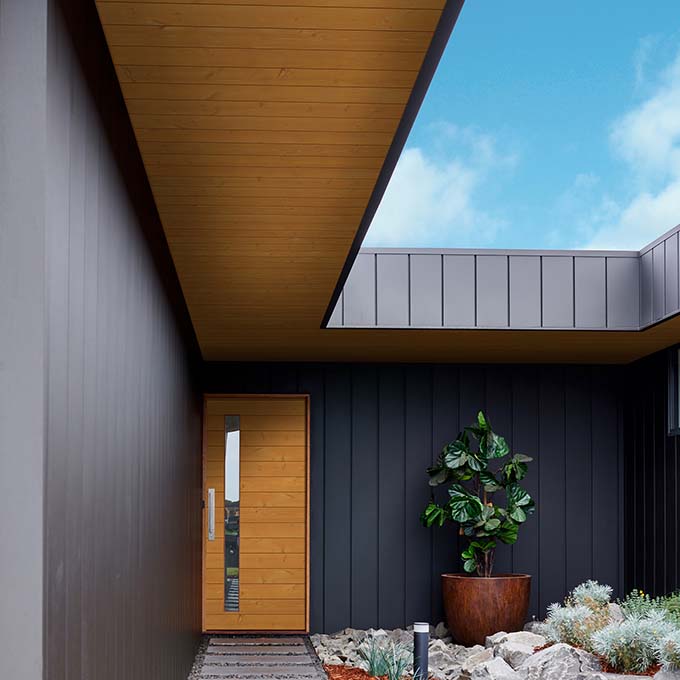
[496,641,536,669]
[486,632,508,648]
[497,631,547,648]
[469,657,522,680]
[655,672,680,680]
[462,648,494,674]
[518,643,601,680]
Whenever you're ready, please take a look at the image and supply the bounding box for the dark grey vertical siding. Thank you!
[0,1,48,677]
[204,362,624,633]
[43,3,202,680]
[625,350,680,596]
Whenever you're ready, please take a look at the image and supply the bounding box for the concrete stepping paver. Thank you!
[202,667,320,678]
[210,637,305,646]
[198,635,325,680]
[203,655,315,665]
[206,645,307,655]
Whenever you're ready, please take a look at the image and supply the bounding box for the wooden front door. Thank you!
[202,395,309,632]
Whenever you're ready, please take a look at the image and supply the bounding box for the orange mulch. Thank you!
[596,658,660,677]
[323,667,436,680]
[323,667,380,680]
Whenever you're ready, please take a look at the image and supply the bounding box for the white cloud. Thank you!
[364,126,513,247]
[585,51,680,249]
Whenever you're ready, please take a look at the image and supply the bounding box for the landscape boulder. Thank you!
[467,657,522,680]
[517,642,601,680]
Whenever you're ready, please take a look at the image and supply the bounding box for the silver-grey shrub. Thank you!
[657,629,680,671]
[570,580,613,608]
[592,612,676,673]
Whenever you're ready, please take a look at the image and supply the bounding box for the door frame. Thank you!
[201,393,311,633]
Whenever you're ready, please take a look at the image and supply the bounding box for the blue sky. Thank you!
[364,1,680,251]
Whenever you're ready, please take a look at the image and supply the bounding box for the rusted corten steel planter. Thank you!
[442,574,531,646]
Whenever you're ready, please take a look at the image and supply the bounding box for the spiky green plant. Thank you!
[378,641,410,680]
[357,636,388,677]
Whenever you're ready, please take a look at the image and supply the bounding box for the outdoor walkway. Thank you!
[191,635,327,680]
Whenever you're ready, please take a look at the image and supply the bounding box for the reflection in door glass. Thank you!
[224,415,240,612]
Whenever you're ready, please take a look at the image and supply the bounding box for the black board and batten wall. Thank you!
[204,362,624,633]
[624,349,680,598]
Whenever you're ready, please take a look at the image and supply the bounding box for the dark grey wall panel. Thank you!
[575,257,606,328]
[204,362,624,632]
[542,257,574,327]
[509,256,541,327]
[44,3,202,680]
[444,254,476,326]
[344,253,376,326]
[411,254,443,326]
[640,250,653,326]
[376,254,409,326]
[0,1,47,676]
[653,243,666,321]
[625,350,679,597]
[607,257,639,328]
[477,255,509,327]
[665,233,679,316]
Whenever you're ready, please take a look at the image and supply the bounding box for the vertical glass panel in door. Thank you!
[224,415,240,612]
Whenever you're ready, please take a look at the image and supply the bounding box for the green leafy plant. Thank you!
[619,589,680,623]
[421,411,535,577]
[357,636,388,677]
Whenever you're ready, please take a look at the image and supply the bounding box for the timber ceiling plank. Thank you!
[98,0,525,363]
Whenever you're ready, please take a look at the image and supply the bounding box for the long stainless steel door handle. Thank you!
[208,488,215,541]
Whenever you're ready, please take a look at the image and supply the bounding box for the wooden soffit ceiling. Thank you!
[94,0,464,361]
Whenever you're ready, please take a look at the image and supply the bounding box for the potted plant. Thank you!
[421,411,535,645]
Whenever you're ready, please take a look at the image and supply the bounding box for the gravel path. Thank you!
[187,635,327,680]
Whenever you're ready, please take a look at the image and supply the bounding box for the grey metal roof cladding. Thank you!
[327,224,680,332]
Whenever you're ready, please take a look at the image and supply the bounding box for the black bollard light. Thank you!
[413,622,429,680]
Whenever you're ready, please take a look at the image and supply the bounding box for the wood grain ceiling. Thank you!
[93,0,458,361]
[94,1,680,364]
